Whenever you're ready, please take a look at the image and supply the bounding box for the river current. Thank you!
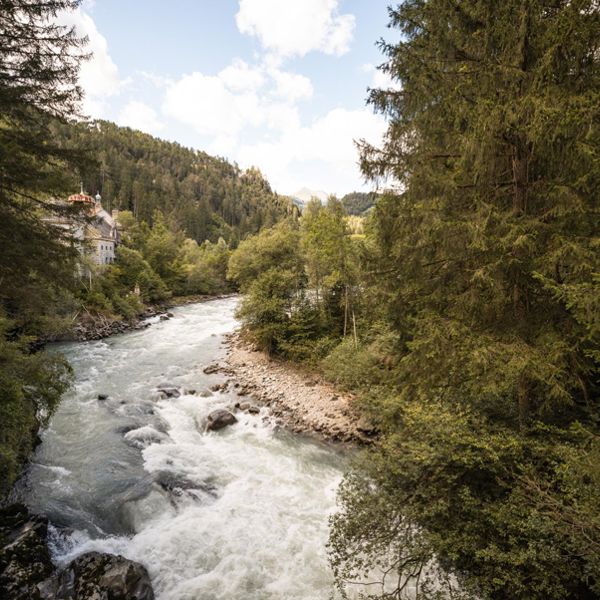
[16,297,346,600]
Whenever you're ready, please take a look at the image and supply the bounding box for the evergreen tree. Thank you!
[329,2,600,598]
[0,0,87,494]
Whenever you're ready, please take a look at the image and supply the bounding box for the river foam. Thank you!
[18,298,347,600]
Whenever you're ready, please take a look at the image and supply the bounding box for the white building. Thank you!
[49,190,120,267]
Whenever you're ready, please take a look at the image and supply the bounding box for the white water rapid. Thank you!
[17,298,347,600]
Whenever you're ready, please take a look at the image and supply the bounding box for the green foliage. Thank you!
[236,268,306,354]
[227,221,303,291]
[231,2,600,598]
[0,317,72,497]
[340,191,378,216]
[0,0,87,498]
[327,1,600,598]
[52,120,297,244]
[183,238,232,295]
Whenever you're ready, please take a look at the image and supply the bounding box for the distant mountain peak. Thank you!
[292,187,329,205]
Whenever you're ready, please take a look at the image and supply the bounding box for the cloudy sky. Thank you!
[62,0,397,196]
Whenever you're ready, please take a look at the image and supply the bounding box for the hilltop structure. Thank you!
[49,189,120,267]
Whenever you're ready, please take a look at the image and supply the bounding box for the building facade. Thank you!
[49,190,120,267]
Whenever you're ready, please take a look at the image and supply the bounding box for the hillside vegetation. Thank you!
[54,120,297,244]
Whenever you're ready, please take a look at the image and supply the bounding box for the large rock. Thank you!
[206,409,237,431]
[156,384,181,399]
[43,552,154,600]
[0,504,53,600]
[0,505,155,600]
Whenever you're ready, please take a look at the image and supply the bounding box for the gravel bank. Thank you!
[218,332,376,444]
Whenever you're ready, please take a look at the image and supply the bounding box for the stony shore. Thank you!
[215,332,376,444]
[57,293,236,342]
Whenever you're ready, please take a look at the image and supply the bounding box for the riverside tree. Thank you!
[325,1,600,598]
[0,0,89,494]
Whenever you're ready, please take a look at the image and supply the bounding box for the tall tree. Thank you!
[0,0,91,329]
[331,2,600,598]
[0,0,88,495]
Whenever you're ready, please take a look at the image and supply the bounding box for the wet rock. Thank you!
[206,409,237,431]
[97,394,108,401]
[124,426,170,449]
[247,406,260,414]
[156,472,217,500]
[0,504,53,600]
[199,389,213,398]
[43,552,154,600]
[203,364,220,375]
[156,387,180,399]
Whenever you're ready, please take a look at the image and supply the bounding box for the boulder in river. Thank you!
[124,426,170,449]
[97,394,108,401]
[156,384,181,399]
[0,504,53,600]
[0,505,155,600]
[206,409,237,431]
[42,551,154,600]
[203,363,220,375]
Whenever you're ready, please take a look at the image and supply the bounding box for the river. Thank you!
[16,297,347,600]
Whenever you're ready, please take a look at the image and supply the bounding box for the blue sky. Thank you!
[61,1,398,196]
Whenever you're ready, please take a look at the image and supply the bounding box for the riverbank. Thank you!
[218,331,376,444]
[61,293,236,342]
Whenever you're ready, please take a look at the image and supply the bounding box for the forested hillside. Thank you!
[53,120,297,243]
[340,191,377,215]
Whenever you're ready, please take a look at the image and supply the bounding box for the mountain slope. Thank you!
[53,120,297,244]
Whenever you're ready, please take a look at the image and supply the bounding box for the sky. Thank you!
[60,0,399,197]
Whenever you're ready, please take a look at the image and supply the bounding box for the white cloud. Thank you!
[362,63,402,91]
[138,71,173,89]
[218,58,266,92]
[163,71,263,137]
[117,101,164,135]
[270,69,313,101]
[236,0,355,58]
[57,7,122,117]
[236,108,387,193]
[162,58,312,140]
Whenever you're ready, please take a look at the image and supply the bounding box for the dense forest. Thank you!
[340,191,378,215]
[54,120,297,244]
[230,1,600,599]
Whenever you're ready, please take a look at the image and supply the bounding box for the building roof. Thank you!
[68,192,95,204]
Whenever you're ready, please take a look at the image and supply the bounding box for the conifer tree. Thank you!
[330,2,600,598]
[0,0,87,495]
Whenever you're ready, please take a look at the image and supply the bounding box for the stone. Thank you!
[0,504,53,600]
[156,387,180,399]
[247,406,260,414]
[97,394,108,401]
[45,552,154,600]
[203,364,220,375]
[206,409,237,431]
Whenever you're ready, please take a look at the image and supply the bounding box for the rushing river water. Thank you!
[17,297,347,600]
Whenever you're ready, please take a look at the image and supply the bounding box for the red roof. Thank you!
[68,193,95,204]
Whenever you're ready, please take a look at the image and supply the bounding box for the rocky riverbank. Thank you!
[60,294,237,342]
[212,332,377,444]
[0,504,154,600]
